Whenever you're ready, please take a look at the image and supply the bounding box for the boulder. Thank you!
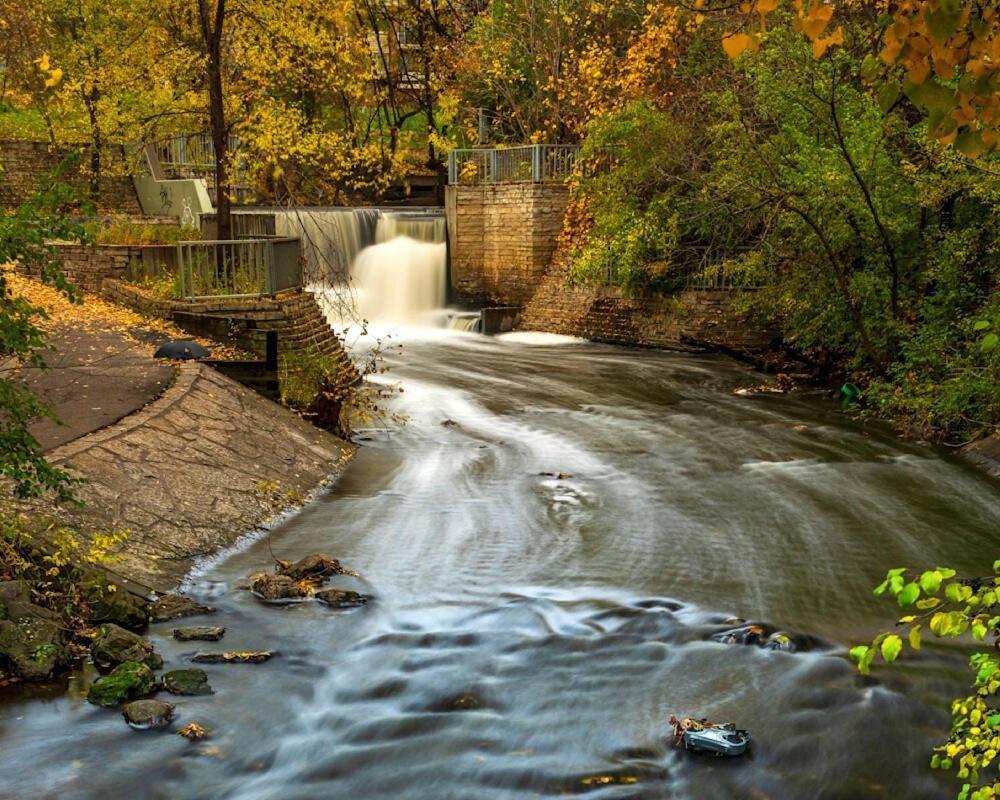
[0,580,31,606]
[0,582,66,682]
[123,699,175,729]
[88,661,154,707]
[172,626,225,642]
[160,668,212,696]
[250,574,305,602]
[90,624,162,673]
[88,590,150,631]
[278,554,346,581]
[148,594,215,623]
[315,589,370,608]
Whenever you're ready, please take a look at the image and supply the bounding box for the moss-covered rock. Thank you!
[88,589,150,631]
[87,661,154,707]
[90,624,162,673]
[0,581,67,681]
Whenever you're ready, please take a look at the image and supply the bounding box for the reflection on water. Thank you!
[1,335,997,800]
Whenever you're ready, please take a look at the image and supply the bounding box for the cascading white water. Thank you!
[273,208,380,284]
[350,235,448,325]
[272,206,451,327]
[375,212,447,245]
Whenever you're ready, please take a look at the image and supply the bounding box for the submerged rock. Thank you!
[123,699,175,729]
[149,594,215,623]
[173,626,225,642]
[0,581,66,682]
[90,624,162,673]
[191,651,273,664]
[88,661,154,707]
[160,668,212,696]
[764,631,795,652]
[315,589,370,608]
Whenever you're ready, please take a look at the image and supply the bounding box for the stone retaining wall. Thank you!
[0,140,142,213]
[520,256,775,356]
[43,363,354,590]
[22,243,176,293]
[446,183,569,306]
[102,280,358,384]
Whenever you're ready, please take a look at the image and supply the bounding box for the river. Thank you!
[2,329,998,799]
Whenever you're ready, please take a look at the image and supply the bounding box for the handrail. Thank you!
[175,237,301,300]
[447,144,582,185]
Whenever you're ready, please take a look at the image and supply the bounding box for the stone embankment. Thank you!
[0,140,142,214]
[41,362,354,591]
[520,256,775,358]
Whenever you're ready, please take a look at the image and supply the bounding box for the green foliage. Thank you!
[570,24,999,443]
[0,161,91,501]
[854,565,1000,799]
[570,104,688,291]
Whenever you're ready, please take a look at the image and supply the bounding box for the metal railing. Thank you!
[448,144,582,185]
[175,237,301,300]
[155,133,241,176]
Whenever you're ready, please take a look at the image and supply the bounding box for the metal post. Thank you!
[532,145,542,182]
[448,150,457,185]
[489,149,498,184]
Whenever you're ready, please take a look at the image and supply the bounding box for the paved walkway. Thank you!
[21,327,175,451]
[42,363,354,590]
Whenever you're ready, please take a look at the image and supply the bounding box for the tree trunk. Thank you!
[199,0,231,241]
[208,59,231,240]
[83,86,102,204]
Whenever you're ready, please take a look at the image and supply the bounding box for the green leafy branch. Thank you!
[851,564,1000,800]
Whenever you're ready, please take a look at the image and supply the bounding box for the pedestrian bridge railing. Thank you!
[176,237,301,301]
[448,144,582,185]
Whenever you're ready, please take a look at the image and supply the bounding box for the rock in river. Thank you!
[148,594,215,623]
[88,661,155,707]
[251,574,307,602]
[173,626,225,642]
[88,589,150,631]
[278,554,352,581]
[160,668,212,696]
[90,624,162,673]
[123,699,175,730]
[315,589,371,608]
[0,580,66,682]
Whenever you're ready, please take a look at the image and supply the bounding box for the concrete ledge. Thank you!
[43,363,354,591]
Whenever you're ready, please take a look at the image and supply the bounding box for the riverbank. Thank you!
[28,361,353,592]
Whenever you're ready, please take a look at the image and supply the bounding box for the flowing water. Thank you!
[2,230,998,800]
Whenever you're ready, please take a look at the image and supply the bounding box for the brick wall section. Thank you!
[0,140,142,214]
[101,279,359,385]
[20,243,146,293]
[520,256,775,357]
[446,183,569,306]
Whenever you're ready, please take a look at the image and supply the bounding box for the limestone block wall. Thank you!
[20,244,139,293]
[101,280,359,385]
[0,140,142,213]
[446,182,569,306]
[520,256,775,357]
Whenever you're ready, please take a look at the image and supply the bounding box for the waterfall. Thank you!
[272,206,450,327]
[273,208,380,284]
[351,235,448,325]
[375,212,447,245]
